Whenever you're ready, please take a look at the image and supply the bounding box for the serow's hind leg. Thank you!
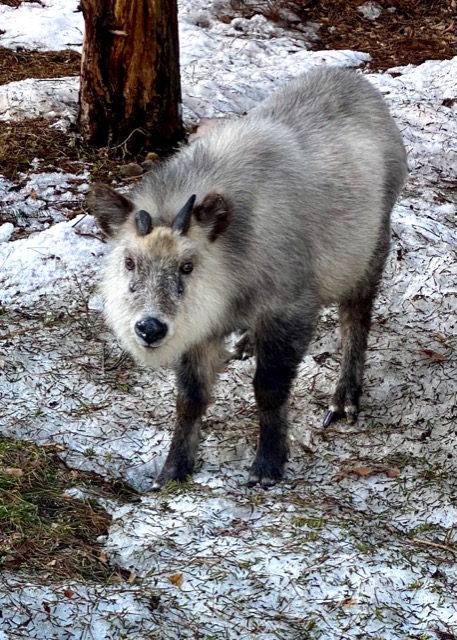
[323,293,375,428]
[233,331,254,360]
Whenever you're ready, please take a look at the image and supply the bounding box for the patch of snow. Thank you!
[0,575,161,638]
[0,171,88,232]
[0,213,104,307]
[0,0,370,124]
[0,222,14,243]
[370,58,457,179]
[357,1,383,20]
[0,77,79,123]
[181,46,370,122]
[1,0,457,638]
[0,0,83,51]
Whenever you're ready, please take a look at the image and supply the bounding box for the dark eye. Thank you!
[125,257,135,271]
[180,262,194,275]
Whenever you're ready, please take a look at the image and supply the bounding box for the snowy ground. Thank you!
[1,1,457,639]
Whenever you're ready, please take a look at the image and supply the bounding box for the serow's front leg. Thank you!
[248,316,315,487]
[153,340,225,490]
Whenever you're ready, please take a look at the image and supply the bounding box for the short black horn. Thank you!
[135,209,153,236]
[172,194,196,235]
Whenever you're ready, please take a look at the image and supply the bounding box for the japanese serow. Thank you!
[88,66,407,489]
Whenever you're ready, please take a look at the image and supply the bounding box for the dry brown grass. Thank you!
[0,118,130,182]
[232,0,456,71]
[0,46,80,85]
[0,437,138,582]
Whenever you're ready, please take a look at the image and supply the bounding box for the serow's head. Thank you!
[88,183,232,367]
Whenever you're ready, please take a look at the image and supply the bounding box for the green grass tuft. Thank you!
[0,438,134,582]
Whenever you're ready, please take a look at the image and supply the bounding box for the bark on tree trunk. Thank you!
[79,0,184,155]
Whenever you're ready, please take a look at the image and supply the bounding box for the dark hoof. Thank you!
[323,404,359,428]
[153,457,195,490]
[345,408,358,425]
[233,333,254,360]
[323,409,342,428]
[247,457,284,488]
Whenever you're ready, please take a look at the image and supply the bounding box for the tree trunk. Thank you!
[79,0,184,155]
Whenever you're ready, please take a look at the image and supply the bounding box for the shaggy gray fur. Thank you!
[89,66,407,488]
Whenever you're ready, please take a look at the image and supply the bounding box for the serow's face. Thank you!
[88,185,232,367]
[119,225,198,351]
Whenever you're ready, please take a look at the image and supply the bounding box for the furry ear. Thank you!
[87,183,133,237]
[194,192,232,242]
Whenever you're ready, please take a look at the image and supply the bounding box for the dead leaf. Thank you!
[420,349,446,362]
[168,573,184,587]
[29,188,38,199]
[128,572,138,584]
[434,332,447,344]
[1,467,24,477]
[63,589,75,598]
[342,598,358,607]
[42,443,66,451]
[1,555,16,563]
[111,573,124,583]
[386,466,400,478]
[43,601,51,614]
[351,466,376,477]
[335,466,376,480]
[99,551,108,564]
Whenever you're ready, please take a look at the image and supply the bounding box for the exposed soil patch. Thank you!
[0,46,80,85]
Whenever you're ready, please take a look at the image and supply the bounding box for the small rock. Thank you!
[186,11,211,28]
[141,153,160,171]
[119,163,143,178]
[277,7,301,25]
[141,160,156,172]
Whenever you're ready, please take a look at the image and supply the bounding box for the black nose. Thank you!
[134,317,168,346]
